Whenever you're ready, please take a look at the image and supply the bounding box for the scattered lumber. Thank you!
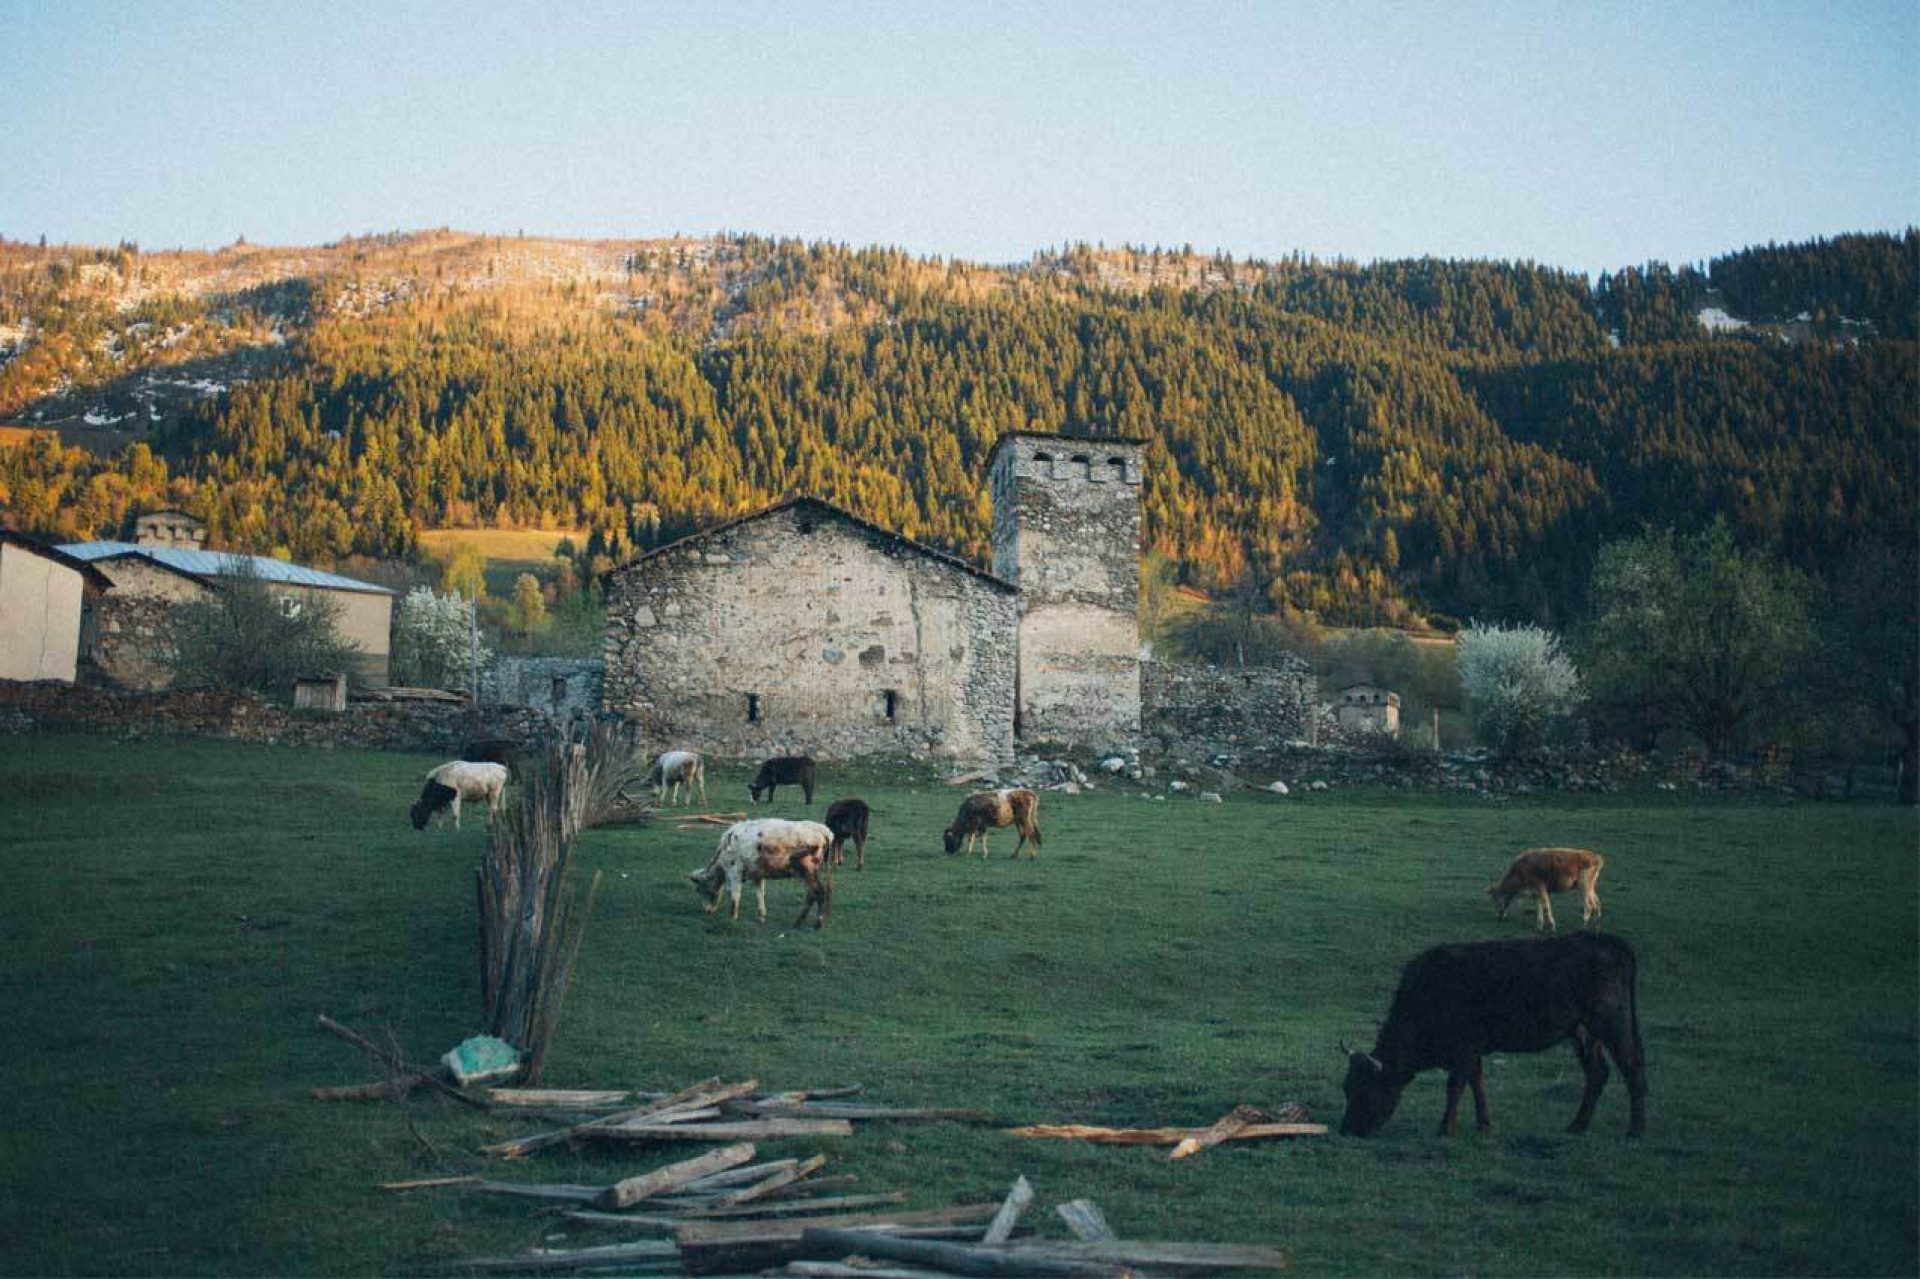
[797,1229,1114,1278]
[452,1238,680,1273]
[730,1100,991,1123]
[480,1076,749,1158]
[378,1175,481,1193]
[716,1153,827,1206]
[1169,1104,1268,1160]
[473,1181,604,1205]
[1055,1199,1116,1242]
[567,1193,910,1228]
[598,1143,758,1210]
[1005,1120,1324,1146]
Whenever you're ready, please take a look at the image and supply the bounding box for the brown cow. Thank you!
[1489,847,1605,931]
[943,788,1042,860]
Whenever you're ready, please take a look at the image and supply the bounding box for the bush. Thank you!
[1457,622,1583,757]
[166,562,363,698]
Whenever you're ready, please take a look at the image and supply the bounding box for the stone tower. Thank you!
[988,432,1145,750]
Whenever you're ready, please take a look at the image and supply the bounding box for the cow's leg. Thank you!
[1584,878,1602,926]
[1439,1068,1468,1136]
[697,771,707,807]
[1534,885,1555,931]
[727,867,744,921]
[1567,1029,1609,1133]
[755,877,768,924]
[450,794,462,830]
[854,834,865,871]
[1594,1011,1648,1136]
[1468,1057,1493,1132]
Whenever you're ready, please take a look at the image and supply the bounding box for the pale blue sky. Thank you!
[2,2,1913,273]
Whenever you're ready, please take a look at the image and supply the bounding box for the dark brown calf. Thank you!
[824,797,872,870]
[748,755,816,806]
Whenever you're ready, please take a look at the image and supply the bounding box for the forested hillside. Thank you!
[1,228,1912,625]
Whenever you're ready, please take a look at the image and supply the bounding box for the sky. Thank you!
[2,1,1914,275]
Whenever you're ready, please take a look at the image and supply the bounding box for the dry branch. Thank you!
[314,1014,486,1109]
[588,1117,855,1143]
[1004,1121,1325,1145]
[1169,1104,1269,1160]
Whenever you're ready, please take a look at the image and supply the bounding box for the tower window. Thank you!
[746,693,763,723]
[881,689,899,722]
[1032,450,1054,479]
[1109,457,1129,483]
[1070,453,1091,480]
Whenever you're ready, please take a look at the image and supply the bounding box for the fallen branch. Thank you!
[480,1076,749,1158]
[450,1238,679,1273]
[315,1014,488,1110]
[1169,1104,1267,1160]
[588,1117,854,1143]
[379,1175,482,1192]
[598,1142,758,1210]
[716,1153,827,1207]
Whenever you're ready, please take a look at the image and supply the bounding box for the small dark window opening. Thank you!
[882,689,899,722]
[797,518,818,535]
[1108,457,1128,482]
[747,693,763,723]
[551,675,569,704]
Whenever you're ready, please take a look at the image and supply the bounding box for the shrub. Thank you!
[1457,622,1583,757]
[165,561,363,697]
[391,586,490,691]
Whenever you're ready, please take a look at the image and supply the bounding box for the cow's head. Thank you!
[1338,1051,1406,1137]
[1488,880,1518,917]
[410,780,458,831]
[687,864,725,911]
[941,826,962,855]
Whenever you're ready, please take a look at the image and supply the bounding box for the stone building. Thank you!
[603,496,1018,763]
[1337,684,1401,738]
[0,529,109,684]
[989,433,1144,751]
[132,510,208,550]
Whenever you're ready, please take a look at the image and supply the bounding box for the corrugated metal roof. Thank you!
[59,542,395,595]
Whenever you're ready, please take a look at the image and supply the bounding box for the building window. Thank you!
[881,689,899,722]
[277,596,304,619]
[1070,453,1091,480]
[746,693,763,723]
[1033,450,1054,479]
[1108,457,1128,483]
[551,675,569,705]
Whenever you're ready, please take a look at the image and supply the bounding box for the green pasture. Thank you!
[2,732,1914,1276]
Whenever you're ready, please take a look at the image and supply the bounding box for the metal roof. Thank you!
[59,542,395,596]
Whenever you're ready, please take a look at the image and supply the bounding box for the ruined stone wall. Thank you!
[603,505,1017,763]
[482,655,604,720]
[1142,657,1319,765]
[89,593,179,690]
[990,434,1143,751]
[0,681,552,755]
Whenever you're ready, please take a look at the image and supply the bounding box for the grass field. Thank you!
[3,732,1915,1276]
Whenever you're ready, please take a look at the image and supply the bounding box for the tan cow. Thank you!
[942,788,1042,860]
[1488,847,1605,931]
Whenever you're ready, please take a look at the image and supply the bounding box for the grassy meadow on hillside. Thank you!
[2,732,1914,1276]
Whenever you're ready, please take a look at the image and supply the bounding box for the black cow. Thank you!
[823,797,871,870]
[1340,932,1647,1137]
[748,755,816,806]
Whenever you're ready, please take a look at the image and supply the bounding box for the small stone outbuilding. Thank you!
[1337,684,1401,737]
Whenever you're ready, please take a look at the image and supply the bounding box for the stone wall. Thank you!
[88,592,180,690]
[0,680,553,755]
[1142,657,1319,766]
[482,655,604,719]
[989,434,1143,750]
[604,501,1017,764]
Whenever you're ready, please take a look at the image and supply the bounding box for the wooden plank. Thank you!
[797,1229,1115,1277]
[732,1101,992,1122]
[1170,1105,1266,1160]
[675,1206,999,1276]
[481,1076,753,1158]
[981,1175,1032,1245]
[717,1153,827,1206]
[451,1238,679,1272]
[488,1088,634,1108]
[598,1142,757,1210]
[1003,1121,1325,1145]
[998,1239,1289,1273]
[472,1181,604,1204]
[684,1192,908,1221]
[675,1157,801,1194]
[783,1264,959,1279]
[378,1175,482,1192]
[590,1118,854,1143]
[1054,1199,1115,1242]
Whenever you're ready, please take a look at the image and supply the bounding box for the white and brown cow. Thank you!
[689,818,835,927]
[942,788,1042,860]
[410,760,510,831]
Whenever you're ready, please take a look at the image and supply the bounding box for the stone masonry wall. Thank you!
[0,680,553,755]
[604,504,1017,764]
[482,655,604,720]
[990,434,1143,751]
[1142,657,1319,765]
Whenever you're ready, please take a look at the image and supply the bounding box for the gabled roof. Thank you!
[608,495,1015,593]
[0,528,113,590]
[72,547,215,589]
[59,542,395,596]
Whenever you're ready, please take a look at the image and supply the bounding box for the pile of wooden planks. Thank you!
[440,1160,1288,1275]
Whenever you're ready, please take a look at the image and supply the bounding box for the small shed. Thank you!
[1337,684,1401,737]
[293,673,349,712]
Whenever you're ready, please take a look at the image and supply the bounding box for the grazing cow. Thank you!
[823,798,872,870]
[748,755,816,806]
[1489,847,1605,931]
[688,818,835,927]
[1340,932,1647,1138]
[942,788,1042,860]
[410,761,510,831]
[650,749,707,808]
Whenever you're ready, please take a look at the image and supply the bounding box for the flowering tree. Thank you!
[1457,622,1583,757]
[391,586,490,691]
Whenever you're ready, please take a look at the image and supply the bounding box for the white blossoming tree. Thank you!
[1457,621,1583,757]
